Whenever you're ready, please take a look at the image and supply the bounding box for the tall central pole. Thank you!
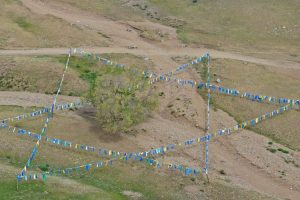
[205,54,211,182]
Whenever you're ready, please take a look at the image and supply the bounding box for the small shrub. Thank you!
[68,91,75,96]
[219,169,226,175]
[159,92,164,96]
[278,148,289,154]
[38,164,49,172]
[94,72,156,133]
[267,148,277,153]
[268,141,273,145]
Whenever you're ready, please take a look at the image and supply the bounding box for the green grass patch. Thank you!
[38,163,50,172]
[14,17,37,32]
[277,148,289,154]
[0,179,109,200]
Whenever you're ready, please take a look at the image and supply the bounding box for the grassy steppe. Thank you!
[0,56,88,95]
[146,0,300,56]
[52,0,300,59]
[0,0,108,49]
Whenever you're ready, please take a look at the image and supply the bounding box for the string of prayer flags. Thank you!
[18,156,201,182]
[0,100,82,125]
[72,48,125,69]
[17,173,47,182]
[14,48,299,183]
[176,53,209,72]
[18,49,72,180]
[0,123,73,148]
[72,48,210,87]
[6,102,295,170]
[151,75,300,106]
[7,99,296,176]
[145,54,210,84]
[72,48,299,107]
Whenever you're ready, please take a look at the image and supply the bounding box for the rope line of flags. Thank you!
[18,49,72,180]
[1,101,82,125]
[150,76,300,106]
[16,100,294,182]
[13,101,295,182]
[3,100,294,164]
[3,48,296,183]
[72,48,299,107]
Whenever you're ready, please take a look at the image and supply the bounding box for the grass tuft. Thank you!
[267,148,277,153]
[15,17,34,31]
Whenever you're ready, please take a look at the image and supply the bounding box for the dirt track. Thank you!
[1,0,299,199]
[0,91,79,107]
[1,47,299,70]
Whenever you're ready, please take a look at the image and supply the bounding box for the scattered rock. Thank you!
[122,190,143,200]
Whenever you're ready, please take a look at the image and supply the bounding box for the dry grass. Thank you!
[0,53,155,96]
[146,0,300,60]
[0,56,88,95]
[51,0,145,21]
[51,0,300,60]
[0,0,109,49]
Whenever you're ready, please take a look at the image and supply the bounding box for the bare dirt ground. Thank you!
[1,47,299,70]
[1,0,299,199]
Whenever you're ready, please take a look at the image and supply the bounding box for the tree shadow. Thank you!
[75,105,123,143]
